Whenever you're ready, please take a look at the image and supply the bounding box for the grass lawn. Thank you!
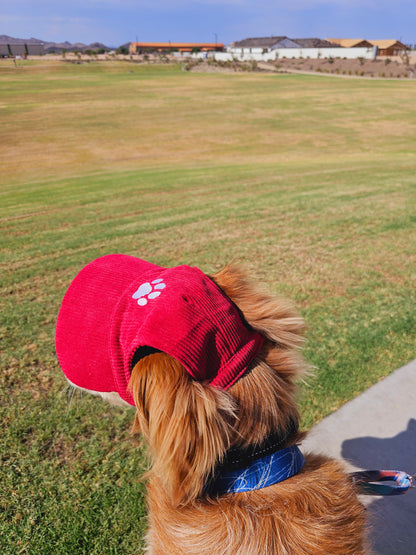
[1,59,415,553]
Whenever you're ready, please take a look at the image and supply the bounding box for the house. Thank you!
[293,38,338,49]
[228,36,342,57]
[224,35,377,61]
[368,40,408,56]
[230,36,289,48]
[228,36,298,55]
[326,38,408,57]
[326,39,373,48]
[129,42,224,55]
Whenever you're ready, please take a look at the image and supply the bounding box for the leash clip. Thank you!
[351,470,415,496]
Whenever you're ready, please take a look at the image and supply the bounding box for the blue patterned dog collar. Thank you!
[207,444,305,496]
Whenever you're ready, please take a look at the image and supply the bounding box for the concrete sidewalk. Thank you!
[301,358,416,554]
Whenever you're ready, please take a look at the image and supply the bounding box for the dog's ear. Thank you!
[211,264,307,444]
[129,352,235,507]
[211,264,306,365]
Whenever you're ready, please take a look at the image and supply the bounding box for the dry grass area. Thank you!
[1,58,415,187]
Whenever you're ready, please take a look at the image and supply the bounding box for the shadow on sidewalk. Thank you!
[342,419,416,555]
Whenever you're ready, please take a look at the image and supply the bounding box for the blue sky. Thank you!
[2,0,415,47]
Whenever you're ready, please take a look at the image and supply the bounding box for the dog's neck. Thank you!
[220,418,299,471]
[206,419,304,496]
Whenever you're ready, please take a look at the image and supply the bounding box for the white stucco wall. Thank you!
[193,46,377,62]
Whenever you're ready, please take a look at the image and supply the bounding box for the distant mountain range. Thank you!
[0,35,121,53]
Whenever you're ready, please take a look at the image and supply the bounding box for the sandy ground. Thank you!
[188,55,416,79]
[6,52,416,79]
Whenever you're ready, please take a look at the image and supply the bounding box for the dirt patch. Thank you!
[185,59,260,73]
[187,56,416,79]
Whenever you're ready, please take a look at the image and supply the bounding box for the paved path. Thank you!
[301,358,416,554]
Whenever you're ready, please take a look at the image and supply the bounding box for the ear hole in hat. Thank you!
[131,346,161,371]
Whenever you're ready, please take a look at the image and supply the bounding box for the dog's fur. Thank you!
[129,265,366,554]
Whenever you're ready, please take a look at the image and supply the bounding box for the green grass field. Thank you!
[1,59,415,553]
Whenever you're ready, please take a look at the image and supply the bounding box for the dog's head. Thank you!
[56,256,306,506]
[129,264,307,506]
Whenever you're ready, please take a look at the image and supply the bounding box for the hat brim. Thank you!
[55,255,162,405]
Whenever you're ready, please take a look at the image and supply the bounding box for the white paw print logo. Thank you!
[132,279,166,306]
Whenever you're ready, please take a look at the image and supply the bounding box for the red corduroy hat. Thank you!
[55,255,264,405]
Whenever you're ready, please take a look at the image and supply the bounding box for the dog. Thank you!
[56,254,366,554]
